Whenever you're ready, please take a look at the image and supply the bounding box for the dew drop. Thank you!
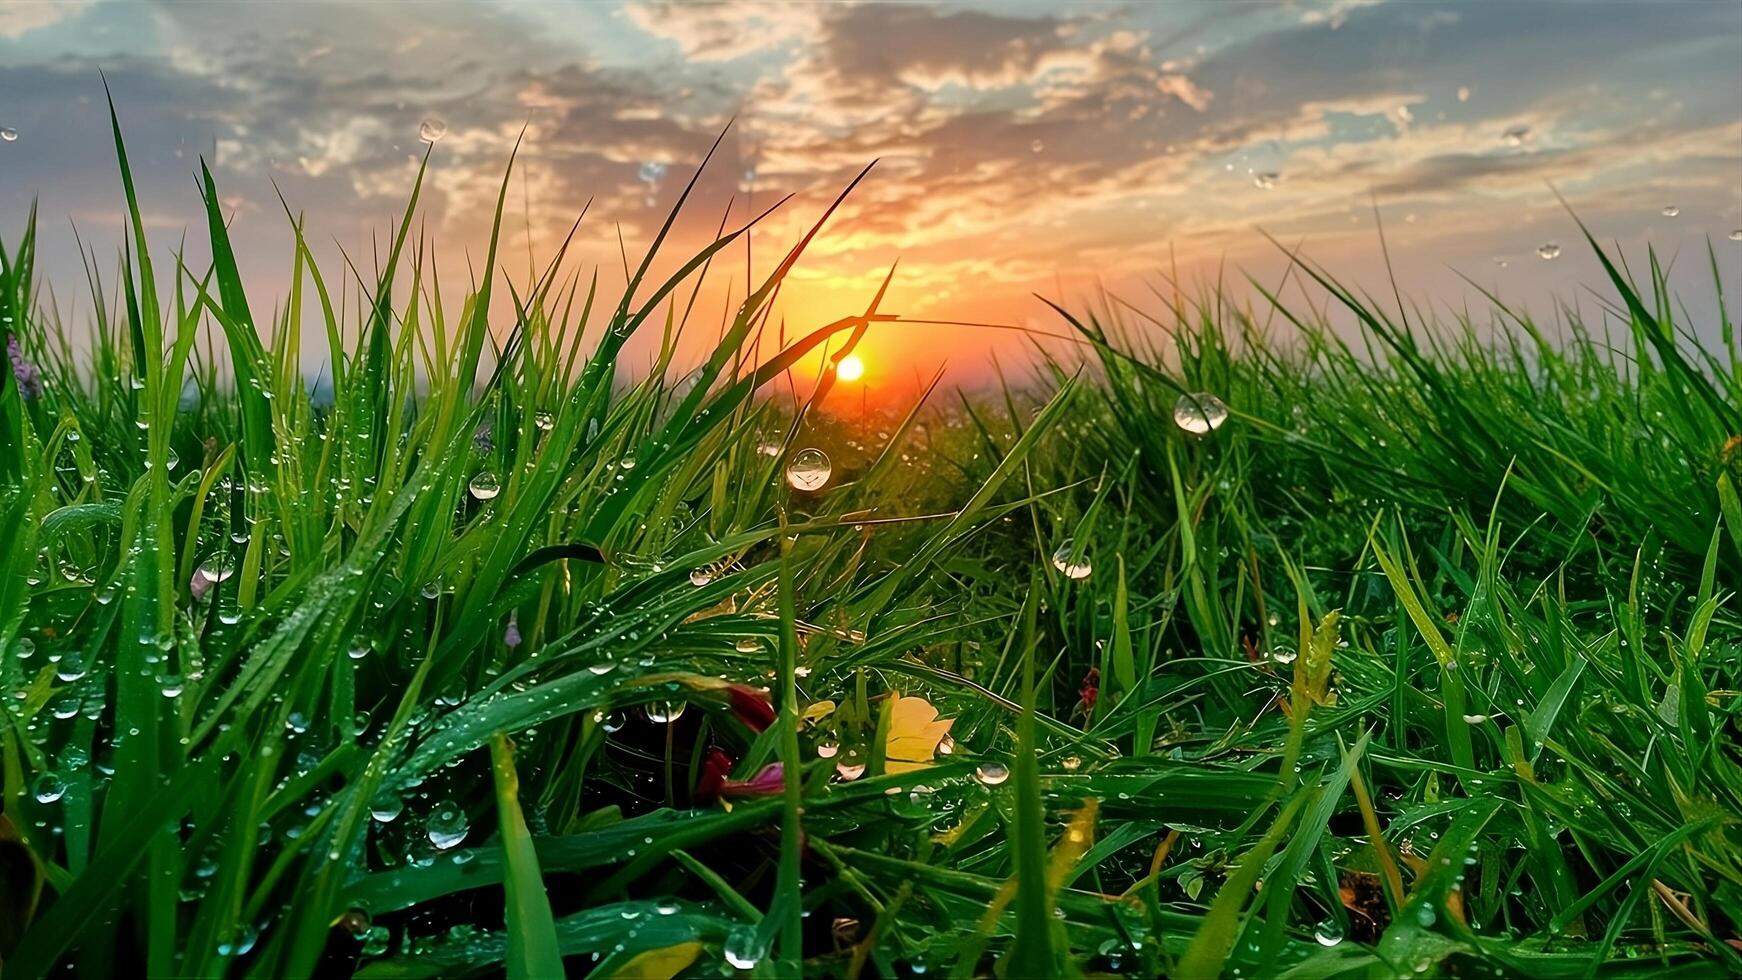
[645,701,687,724]
[418,117,448,142]
[1537,242,1561,260]
[723,925,764,970]
[1660,205,1680,217]
[1314,918,1345,946]
[426,801,468,849]
[785,448,832,492]
[1173,392,1229,434]
[1050,542,1092,581]
[0,127,17,142]
[975,762,1010,786]
[468,471,500,501]
[32,772,67,804]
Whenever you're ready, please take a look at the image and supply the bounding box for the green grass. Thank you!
[2,102,1740,978]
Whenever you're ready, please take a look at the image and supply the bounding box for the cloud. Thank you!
[0,0,89,39]
[622,1,817,62]
[0,0,1736,379]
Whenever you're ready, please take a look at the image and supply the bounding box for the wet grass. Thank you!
[2,104,1740,978]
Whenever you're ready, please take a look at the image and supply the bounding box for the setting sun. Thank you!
[836,353,865,382]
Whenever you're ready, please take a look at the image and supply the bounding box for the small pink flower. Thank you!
[720,762,786,800]
[726,684,775,732]
[190,568,215,602]
[694,747,733,804]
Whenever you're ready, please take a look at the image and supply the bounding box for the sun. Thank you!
[836,353,865,382]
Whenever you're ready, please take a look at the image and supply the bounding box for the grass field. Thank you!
[3,107,1741,979]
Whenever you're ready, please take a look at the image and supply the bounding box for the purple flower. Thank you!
[7,335,41,400]
[190,567,216,602]
[720,762,786,800]
[503,613,522,649]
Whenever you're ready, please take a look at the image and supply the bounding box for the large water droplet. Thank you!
[370,793,404,823]
[0,128,17,142]
[1314,918,1345,946]
[426,801,468,849]
[33,772,67,804]
[689,566,714,587]
[468,471,500,501]
[1501,124,1530,147]
[1173,393,1229,434]
[1537,242,1561,260]
[646,701,687,724]
[785,448,832,491]
[975,762,1010,786]
[418,117,448,142]
[1051,542,1092,581]
[1252,172,1279,190]
[723,924,764,970]
[198,553,236,585]
[1660,205,1680,217]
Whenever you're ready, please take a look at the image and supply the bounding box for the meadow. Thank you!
[2,107,1740,979]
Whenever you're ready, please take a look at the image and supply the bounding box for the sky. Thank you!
[2,0,1739,393]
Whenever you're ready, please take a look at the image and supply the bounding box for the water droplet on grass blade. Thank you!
[785,447,831,491]
[33,772,66,803]
[724,925,764,969]
[689,566,714,587]
[426,801,468,849]
[975,762,1010,786]
[1173,392,1229,434]
[1537,242,1561,260]
[370,793,403,823]
[1661,205,1680,217]
[1314,918,1345,946]
[467,471,500,500]
[418,117,447,142]
[645,701,686,723]
[1051,542,1092,580]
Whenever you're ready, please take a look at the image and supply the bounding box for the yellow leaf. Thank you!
[801,700,836,724]
[604,940,703,980]
[885,693,953,775]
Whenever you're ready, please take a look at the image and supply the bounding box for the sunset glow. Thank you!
[2,1,1736,385]
[835,354,865,383]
